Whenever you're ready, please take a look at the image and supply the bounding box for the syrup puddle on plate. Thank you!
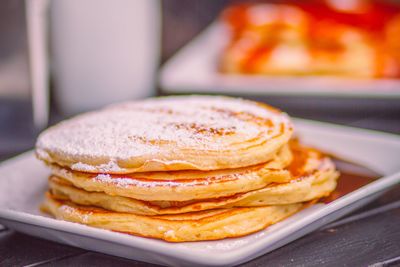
[323,158,381,203]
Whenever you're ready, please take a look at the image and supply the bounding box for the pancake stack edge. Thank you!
[36,95,339,242]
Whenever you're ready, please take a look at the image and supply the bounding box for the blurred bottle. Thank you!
[50,0,160,115]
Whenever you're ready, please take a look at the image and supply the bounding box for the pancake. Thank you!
[226,167,338,207]
[36,96,293,173]
[49,144,293,201]
[48,143,339,215]
[49,170,336,215]
[42,193,303,242]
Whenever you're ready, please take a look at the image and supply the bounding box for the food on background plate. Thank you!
[36,95,339,242]
[220,1,400,78]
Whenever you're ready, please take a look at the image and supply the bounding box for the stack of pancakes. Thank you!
[36,96,339,242]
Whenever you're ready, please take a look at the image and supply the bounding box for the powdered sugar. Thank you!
[72,160,124,173]
[93,173,231,188]
[60,204,92,223]
[36,96,291,172]
[164,230,176,239]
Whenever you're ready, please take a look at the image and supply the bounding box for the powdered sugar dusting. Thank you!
[36,96,291,172]
[60,204,92,223]
[72,160,124,173]
[164,230,176,240]
[93,173,237,188]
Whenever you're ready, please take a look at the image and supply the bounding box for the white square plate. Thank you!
[160,22,400,99]
[0,119,400,267]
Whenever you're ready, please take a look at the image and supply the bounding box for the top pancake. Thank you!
[36,96,293,173]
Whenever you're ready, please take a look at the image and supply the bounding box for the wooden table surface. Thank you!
[1,97,400,267]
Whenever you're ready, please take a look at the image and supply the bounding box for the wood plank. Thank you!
[0,231,84,267]
[39,252,162,267]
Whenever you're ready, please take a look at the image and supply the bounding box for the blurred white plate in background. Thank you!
[160,23,400,99]
[0,120,400,266]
